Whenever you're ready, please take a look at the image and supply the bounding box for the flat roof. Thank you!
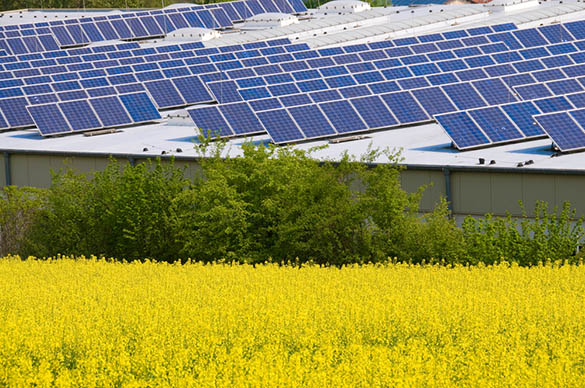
[2,0,585,172]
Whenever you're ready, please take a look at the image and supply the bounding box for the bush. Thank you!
[5,140,584,266]
[462,201,585,265]
[27,159,190,261]
[0,186,45,257]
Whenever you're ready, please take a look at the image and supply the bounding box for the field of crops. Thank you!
[0,256,584,387]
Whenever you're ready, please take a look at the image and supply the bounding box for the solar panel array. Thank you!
[3,11,585,152]
[0,0,307,55]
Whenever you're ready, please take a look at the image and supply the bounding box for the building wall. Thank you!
[2,151,585,219]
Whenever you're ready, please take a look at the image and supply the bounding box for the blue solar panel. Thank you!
[397,77,429,90]
[218,102,265,135]
[484,64,516,77]
[172,76,214,104]
[58,90,88,101]
[542,55,573,69]
[533,96,574,113]
[349,95,398,130]
[249,97,282,112]
[428,51,456,62]
[325,75,356,89]
[89,96,132,127]
[438,40,463,51]
[239,86,271,100]
[454,47,482,58]
[547,43,577,55]
[442,83,486,110]
[535,111,585,152]
[472,78,517,105]
[427,73,458,86]
[435,111,490,150]
[338,85,370,99]
[0,97,34,127]
[319,100,367,134]
[533,68,566,82]
[401,55,428,66]
[268,83,300,96]
[309,90,342,103]
[288,104,335,139]
[319,66,348,78]
[512,59,545,73]
[519,47,549,60]
[464,55,495,68]
[468,107,523,143]
[59,100,102,131]
[566,91,585,108]
[188,105,233,138]
[500,101,543,137]
[264,73,294,84]
[207,80,242,103]
[353,71,384,85]
[144,79,185,108]
[479,42,508,55]
[297,79,328,93]
[462,36,490,46]
[28,103,72,136]
[564,21,585,40]
[380,91,429,124]
[436,59,467,72]
[455,68,488,82]
[514,83,552,100]
[546,79,583,96]
[258,109,304,144]
[0,111,7,129]
[411,87,456,117]
[381,67,412,80]
[562,64,585,78]
[279,93,312,107]
[119,92,161,123]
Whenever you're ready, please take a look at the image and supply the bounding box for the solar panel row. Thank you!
[27,92,161,136]
[0,0,306,54]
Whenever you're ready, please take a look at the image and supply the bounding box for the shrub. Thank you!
[462,201,585,265]
[28,158,190,261]
[0,186,45,257]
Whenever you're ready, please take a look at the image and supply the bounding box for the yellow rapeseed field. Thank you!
[0,256,584,387]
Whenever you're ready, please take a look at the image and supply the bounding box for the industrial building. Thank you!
[1,0,585,221]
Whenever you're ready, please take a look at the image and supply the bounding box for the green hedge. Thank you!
[1,140,583,265]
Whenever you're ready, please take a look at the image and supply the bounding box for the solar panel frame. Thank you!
[380,91,430,124]
[188,105,234,138]
[89,95,133,127]
[0,97,34,128]
[535,111,585,152]
[143,79,186,109]
[318,99,368,134]
[27,103,72,136]
[471,78,518,105]
[257,108,304,144]
[59,99,103,132]
[500,101,544,138]
[411,87,457,116]
[218,101,265,136]
[288,104,336,139]
[442,82,487,110]
[467,106,524,143]
[118,92,161,123]
[435,111,491,150]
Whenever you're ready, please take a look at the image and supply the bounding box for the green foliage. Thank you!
[462,201,585,265]
[0,186,45,257]
[27,158,190,261]
[2,139,584,266]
